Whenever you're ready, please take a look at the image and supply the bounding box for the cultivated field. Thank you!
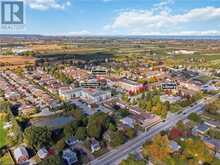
[0,55,35,67]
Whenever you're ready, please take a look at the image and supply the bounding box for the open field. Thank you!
[0,56,35,68]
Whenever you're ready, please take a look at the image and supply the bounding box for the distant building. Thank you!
[201,85,218,92]
[59,87,111,104]
[129,107,161,129]
[117,78,143,93]
[62,149,78,165]
[179,81,201,92]
[160,95,182,104]
[13,146,29,164]
[58,87,75,100]
[18,105,36,116]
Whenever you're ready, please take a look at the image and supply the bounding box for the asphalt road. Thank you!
[90,94,219,165]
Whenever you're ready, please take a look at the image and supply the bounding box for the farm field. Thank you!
[0,55,35,69]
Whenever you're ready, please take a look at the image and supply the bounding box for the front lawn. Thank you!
[0,119,7,148]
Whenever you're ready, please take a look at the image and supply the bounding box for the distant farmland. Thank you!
[0,55,35,68]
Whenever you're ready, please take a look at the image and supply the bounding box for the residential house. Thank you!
[192,123,210,135]
[90,139,101,153]
[37,147,48,159]
[62,149,78,165]
[13,146,29,165]
[169,140,181,153]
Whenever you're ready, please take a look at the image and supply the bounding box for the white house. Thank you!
[90,139,101,153]
[37,147,48,159]
[13,146,29,164]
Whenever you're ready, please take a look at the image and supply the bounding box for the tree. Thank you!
[87,112,109,139]
[110,131,126,147]
[87,123,102,139]
[109,123,117,131]
[183,138,213,163]
[122,94,129,102]
[188,113,201,123]
[142,134,171,163]
[39,155,61,165]
[125,128,136,139]
[24,126,52,150]
[120,154,146,165]
[75,127,87,141]
[146,100,152,112]
[169,128,184,140]
[63,121,78,138]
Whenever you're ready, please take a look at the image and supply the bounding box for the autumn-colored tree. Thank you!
[169,128,184,140]
[183,138,213,164]
[142,134,172,163]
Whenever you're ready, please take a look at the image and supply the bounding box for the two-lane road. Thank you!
[90,94,219,165]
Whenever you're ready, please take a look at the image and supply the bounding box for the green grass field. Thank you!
[0,120,7,148]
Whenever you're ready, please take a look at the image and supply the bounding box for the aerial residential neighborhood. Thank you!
[1,0,220,165]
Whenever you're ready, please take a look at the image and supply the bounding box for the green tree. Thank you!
[87,112,109,139]
[188,113,201,123]
[75,127,87,141]
[146,100,152,112]
[125,128,136,139]
[24,126,52,150]
[87,123,102,139]
[110,131,126,147]
[63,121,78,138]
[39,155,61,165]
[120,154,146,165]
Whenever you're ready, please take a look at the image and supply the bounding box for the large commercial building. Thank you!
[117,78,143,93]
[59,87,111,104]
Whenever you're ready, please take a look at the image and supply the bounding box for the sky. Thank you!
[2,0,220,36]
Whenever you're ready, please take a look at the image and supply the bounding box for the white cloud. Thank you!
[106,6,220,35]
[25,0,71,10]
[153,0,174,13]
[129,30,220,36]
